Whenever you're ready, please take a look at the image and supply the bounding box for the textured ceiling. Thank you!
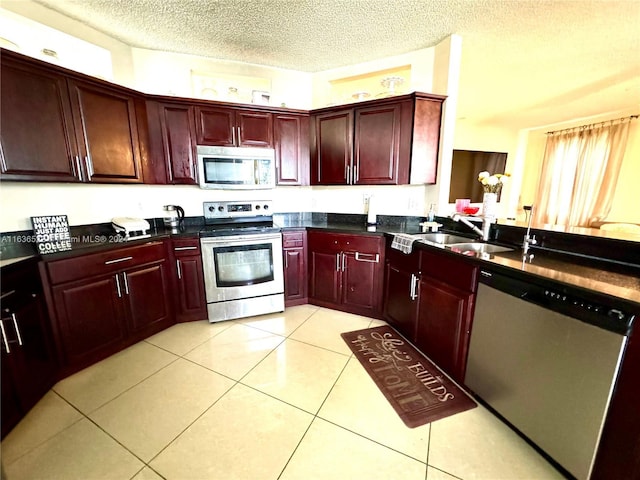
[28,0,640,128]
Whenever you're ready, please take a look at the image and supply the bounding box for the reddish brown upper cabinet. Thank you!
[67,79,144,183]
[274,114,310,185]
[42,241,174,375]
[145,101,198,185]
[308,231,385,317]
[171,238,207,322]
[0,54,81,182]
[310,93,445,186]
[194,106,273,148]
[311,109,353,185]
[282,230,308,306]
[0,50,144,183]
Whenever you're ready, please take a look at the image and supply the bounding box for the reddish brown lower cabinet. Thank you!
[1,258,58,438]
[282,230,307,306]
[415,278,474,383]
[382,246,421,341]
[308,231,384,317]
[42,240,174,375]
[414,249,477,383]
[171,238,207,322]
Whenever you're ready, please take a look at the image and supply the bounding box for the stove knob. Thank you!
[263,204,269,210]
[218,206,224,212]
[255,205,261,210]
[208,206,215,212]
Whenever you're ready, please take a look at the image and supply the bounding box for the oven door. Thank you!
[200,233,283,303]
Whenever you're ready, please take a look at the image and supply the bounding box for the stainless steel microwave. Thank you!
[197,145,275,190]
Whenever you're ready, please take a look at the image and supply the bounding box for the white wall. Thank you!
[0,182,314,232]
[130,48,313,110]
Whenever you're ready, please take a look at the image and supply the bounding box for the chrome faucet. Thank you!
[451,213,492,241]
[522,205,537,255]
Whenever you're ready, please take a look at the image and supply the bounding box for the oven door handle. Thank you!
[201,233,281,244]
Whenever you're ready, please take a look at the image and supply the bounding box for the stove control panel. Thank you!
[203,200,273,220]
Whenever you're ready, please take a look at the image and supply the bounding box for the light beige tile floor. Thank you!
[1,305,564,480]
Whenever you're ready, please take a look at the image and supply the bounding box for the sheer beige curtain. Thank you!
[533,118,633,227]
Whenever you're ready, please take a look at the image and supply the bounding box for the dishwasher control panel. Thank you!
[480,269,635,336]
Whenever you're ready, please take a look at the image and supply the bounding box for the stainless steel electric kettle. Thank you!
[163,205,185,229]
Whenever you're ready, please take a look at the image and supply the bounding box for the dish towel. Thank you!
[391,234,416,254]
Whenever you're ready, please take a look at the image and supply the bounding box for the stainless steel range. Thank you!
[200,200,284,322]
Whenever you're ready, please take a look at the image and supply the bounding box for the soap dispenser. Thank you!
[427,203,436,222]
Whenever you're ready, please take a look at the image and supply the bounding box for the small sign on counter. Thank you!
[30,215,72,254]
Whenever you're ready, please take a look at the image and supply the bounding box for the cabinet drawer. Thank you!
[309,231,383,254]
[172,238,201,256]
[46,241,166,285]
[419,250,478,292]
[282,230,305,248]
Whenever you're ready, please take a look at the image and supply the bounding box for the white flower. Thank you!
[486,176,499,186]
[478,171,490,180]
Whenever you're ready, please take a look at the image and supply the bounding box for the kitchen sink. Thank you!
[411,233,474,245]
[446,242,514,254]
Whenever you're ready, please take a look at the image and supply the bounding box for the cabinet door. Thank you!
[1,353,21,438]
[194,107,235,146]
[2,296,57,414]
[68,80,143,182]
[175,255,207,322]
[237,110,273,147]
[274,114,309,185]
[158,103,198,184]
[354,103,403,185]
[52,274,126,369]
[382,263,418,341]
[311,110,353,185]
[124,261,173,337]
[284,248,306,303]
[342,251,382,315]
[415,278,474,382]
[308,250,341,305]
[0,58,80,182]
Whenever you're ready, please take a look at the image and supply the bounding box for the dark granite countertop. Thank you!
[2,213,638,309]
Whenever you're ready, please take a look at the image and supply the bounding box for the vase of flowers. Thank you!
[478,171,508,219]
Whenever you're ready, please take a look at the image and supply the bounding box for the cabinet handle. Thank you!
[10,313,23,346]
[0,320,10,353]
[176,260,182,279]
[237,126,241,145]
[410,273,419,300]
[105,256,133,265]
[284,254,288,269]
[0,290,16,300]
[354,163,359,183]
[341,252,346,271]
[74,155,83,181]
[122,272,129,295]
[354,252,379,263]
[84,156,94,178]
[174,246,198,251]
[115,274,122,298]
[336,253,341,271]
[345,164,351,184]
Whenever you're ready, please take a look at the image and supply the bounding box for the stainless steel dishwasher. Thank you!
[465,269,634,480]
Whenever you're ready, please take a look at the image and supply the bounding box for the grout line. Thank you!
[426,464,464,480]
[1,390,85,467]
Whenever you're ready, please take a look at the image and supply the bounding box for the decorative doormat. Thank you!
[341,325,476,428]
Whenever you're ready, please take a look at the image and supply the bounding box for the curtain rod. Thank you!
[546,114,638,135]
